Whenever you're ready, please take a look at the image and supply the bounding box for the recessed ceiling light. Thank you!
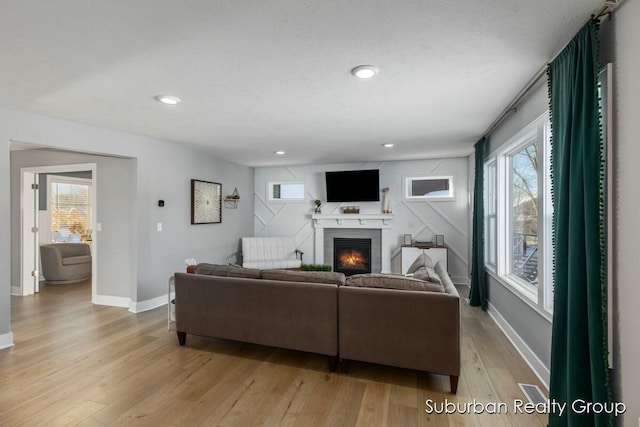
[275,150,286,155]
[155,95,181,105]
[351,65,379,79]
[382,143,395,148]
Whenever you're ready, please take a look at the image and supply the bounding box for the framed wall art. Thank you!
[191,179,222,224]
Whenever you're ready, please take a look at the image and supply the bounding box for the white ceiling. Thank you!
[0,0,603,167]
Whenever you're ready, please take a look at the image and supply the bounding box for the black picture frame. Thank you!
[191,179,222,224]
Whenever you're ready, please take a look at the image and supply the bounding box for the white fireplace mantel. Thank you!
[311,214,394,273]
[311,213,393,228]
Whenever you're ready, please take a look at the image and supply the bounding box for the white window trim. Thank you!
[403,175,455,201]
[267,181,306,203]
[487,268,553,323]
[485,159,497,272]
[491,111,552,314]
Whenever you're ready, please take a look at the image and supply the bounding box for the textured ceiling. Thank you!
[0,0,602,166]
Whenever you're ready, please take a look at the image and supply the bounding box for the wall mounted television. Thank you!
[325,169,380,202]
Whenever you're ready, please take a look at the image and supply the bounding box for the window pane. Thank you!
[406,177,454,199]
[270,182,305,200]
[411,179,449,196]
[485,163,497,267]
[511,143,538,285]
[50,181,91,243]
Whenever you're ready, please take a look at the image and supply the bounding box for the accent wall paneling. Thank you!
[254,159,470,284]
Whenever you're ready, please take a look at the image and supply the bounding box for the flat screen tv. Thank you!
[325,169,380,202]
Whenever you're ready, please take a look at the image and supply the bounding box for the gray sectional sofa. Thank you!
[173,258,460,393]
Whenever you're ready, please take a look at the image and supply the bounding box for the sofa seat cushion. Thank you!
[345,273,444,293]
[261,269,346,286]
[61,255,92,266]
[194,263,262,279]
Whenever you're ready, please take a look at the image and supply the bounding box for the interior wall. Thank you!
[10,149,134,298]
[0,106,254,329]
[484,84,553,373]
[0,126,10,344]
[605,1,640,423]
[254,158,470,283]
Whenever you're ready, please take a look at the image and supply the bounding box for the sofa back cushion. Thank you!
[194,263,262,279]
[345,273,444,293]
[261,269,345,286]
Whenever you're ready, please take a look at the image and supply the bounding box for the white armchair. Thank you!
[241,236,303,269]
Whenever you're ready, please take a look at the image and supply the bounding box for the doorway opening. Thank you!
[20,163,98,302]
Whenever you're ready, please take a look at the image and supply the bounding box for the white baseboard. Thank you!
[487,301,550,390]
[0,332,15,350]
[451,276,470,286]
[129,294,168,314]
[11,286,20,296]
[93,294,131,308]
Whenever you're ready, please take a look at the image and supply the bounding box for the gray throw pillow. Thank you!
[407,253,434,274]
[412,266,442,284]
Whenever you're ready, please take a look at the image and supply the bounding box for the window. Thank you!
[404,176,454,200]
[485,161,497,269]
[268,182,305,201]
[49,176,92,243]
[509,142,538,287]
[485,112,552,315]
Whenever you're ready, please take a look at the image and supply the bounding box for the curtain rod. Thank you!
[482,0,619,138]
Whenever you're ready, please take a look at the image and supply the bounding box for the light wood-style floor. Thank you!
[1,281,548,426]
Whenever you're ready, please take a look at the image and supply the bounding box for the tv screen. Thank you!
[325,169,380,202]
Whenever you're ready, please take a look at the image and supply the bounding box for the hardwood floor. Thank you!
[1,282,548,426]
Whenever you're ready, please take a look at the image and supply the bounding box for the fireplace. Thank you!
[333,238,372,276]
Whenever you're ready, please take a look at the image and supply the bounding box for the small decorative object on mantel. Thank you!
[403,234,412,245]
[435,234,445,246]
[342,206,360,214]
[382,187,392,213]
[313,199,322,213]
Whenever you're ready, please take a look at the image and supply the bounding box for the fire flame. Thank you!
[338,250,367,267]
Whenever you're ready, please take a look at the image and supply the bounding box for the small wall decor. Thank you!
[436,234,445,246]
[191,179,222,224]
[382,187,392,213]
[224,187,240,209]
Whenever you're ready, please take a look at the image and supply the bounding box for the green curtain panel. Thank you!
[547,19,611,427]
[469,136,487,310]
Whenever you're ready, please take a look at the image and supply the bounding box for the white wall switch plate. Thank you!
[157,222,162,231]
